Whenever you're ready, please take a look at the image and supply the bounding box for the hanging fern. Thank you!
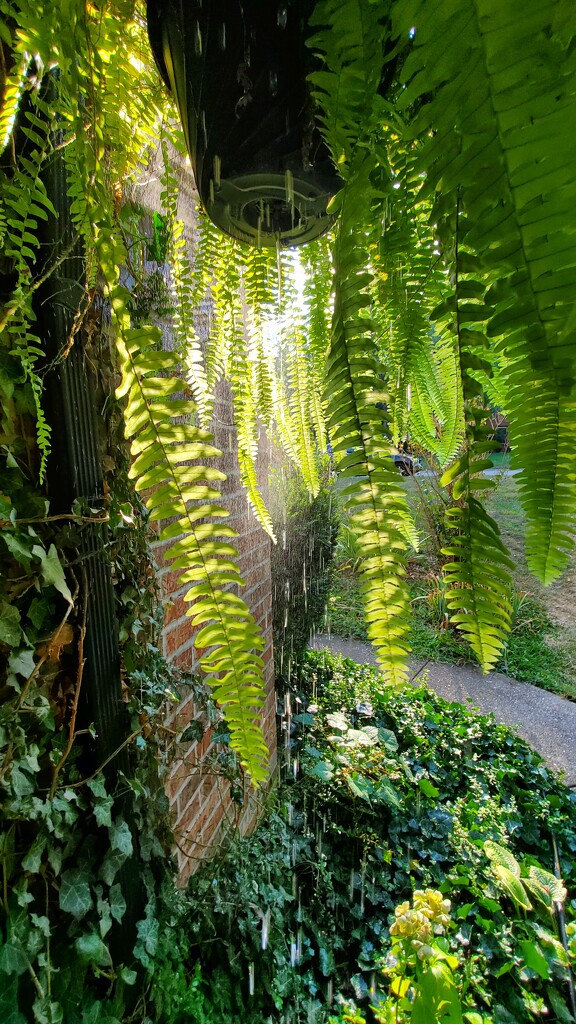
[391,0,576,584]
[275,254,322,497]
[159,134,210,425]
[0,62,58,478]
[112,287,268,783]
[328,164,415,684]
[308,0,417,682]
[0,1,271,781]
[369,136,464,462]
[300,236,333,459]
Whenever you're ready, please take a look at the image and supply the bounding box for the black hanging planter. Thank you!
[147,0,341,247]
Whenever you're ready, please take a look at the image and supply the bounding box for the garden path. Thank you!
[310,633,576,788]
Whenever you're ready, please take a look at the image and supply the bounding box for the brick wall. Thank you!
[137,152,277,883]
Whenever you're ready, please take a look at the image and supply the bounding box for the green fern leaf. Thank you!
[392,0,576,584]
[113,292,268,783]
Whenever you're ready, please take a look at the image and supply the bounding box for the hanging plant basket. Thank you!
[147,0,341,248]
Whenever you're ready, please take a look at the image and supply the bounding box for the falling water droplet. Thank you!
[219,22,226,50]
[327,979,334,1006]
[349,868,355,900]
[277,6,288,29]
[248,962,255,995]
[269,70,278,95]
[290,938,297,967]
[213,154,221,187]
[262,908,270,950]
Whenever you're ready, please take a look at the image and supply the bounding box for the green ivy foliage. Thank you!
[171,651,576,1024]
[0,343,250,1021]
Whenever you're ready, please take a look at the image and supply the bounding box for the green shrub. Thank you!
[166,652,576,1023]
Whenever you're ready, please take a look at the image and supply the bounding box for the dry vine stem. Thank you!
[49,568,87,798]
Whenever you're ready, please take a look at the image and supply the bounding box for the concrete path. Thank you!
[310,634,576,788]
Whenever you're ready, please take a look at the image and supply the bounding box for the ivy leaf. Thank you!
[8,648,35,679]
[30,915,50,938]
[135,915,159,959]
[418,778,440,799]
[119,967,137,986]
[32,998,64,1024]
[325,712,349,732]
[32,544,72,605]
[109,883,127,923]
[180,721,205,744]
[0,940,28,976]
[59,869,92,919]
[0,977,27,1022]
[2,532,34,569]
[75,932,111,966]
[377,727,398,753]
[109,819,133,856]
[95,889,112,938]
[87,778,114,829]
[22,835,46,873]
[9,765,35,798]
[81,1004,122,1024]
[0,602,22,647]
[345,773,373,803]
[372,778,402,809]
[99,850,126,886]
[27,596,54,632]
[306,759,334,782]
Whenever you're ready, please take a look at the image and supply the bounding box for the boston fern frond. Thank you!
[326,162,414,685]
[370,137,464,463]
[301,237,333,458]
[392,0,576,584]
[160,135,210,425]
[441,493,514,672]
[277,258,322,497]
[440,443,514,671]
[310,0,416,682]
[429,219,515,670]
[113,290,268,782]
[231,299,276,540]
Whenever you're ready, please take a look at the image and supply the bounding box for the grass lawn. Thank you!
[327,467,576,701]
